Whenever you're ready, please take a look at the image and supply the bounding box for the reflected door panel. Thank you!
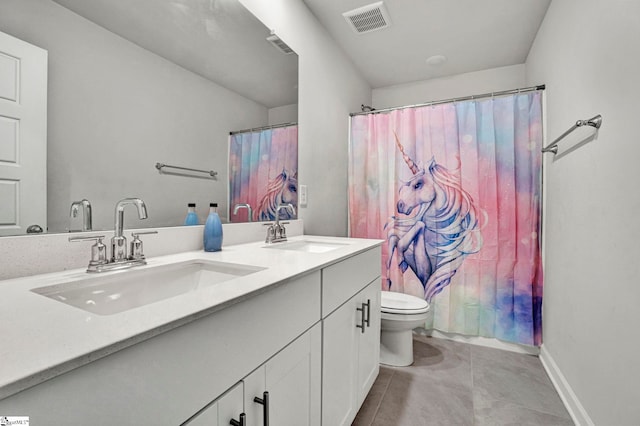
[0,31,47,236]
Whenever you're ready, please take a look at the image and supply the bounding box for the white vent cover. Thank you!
[266,33,294,55]
[343,1,391,34]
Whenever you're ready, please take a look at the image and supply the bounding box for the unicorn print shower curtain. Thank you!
[348,92,543,346]
[229,125,298,222]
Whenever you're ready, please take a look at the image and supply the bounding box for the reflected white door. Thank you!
[0,30,47,236]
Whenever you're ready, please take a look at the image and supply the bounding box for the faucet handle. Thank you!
[129,231,158,261]
[263,223,276,243]
[69,235,108,270]
[278,224,287,239]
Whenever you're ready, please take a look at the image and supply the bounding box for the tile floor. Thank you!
[353,335,573,425]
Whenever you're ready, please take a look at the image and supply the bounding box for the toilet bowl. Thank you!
[380,291,430,367]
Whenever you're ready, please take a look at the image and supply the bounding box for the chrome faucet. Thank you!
[233,203,253,222]
[70,199,92,231]
[265,203,296,244]
[70,197,156,273]
[112,198,148,262]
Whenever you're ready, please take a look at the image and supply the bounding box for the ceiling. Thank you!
[303,0,552,88]
[51,0,298,108]
[47,0,550,104]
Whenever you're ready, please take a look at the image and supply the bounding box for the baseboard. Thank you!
[539,344,594,426]
[418,329,540,356]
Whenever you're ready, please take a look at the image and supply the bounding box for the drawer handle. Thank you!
[364,299,371,328]
[230,413,246,426]
[253,391,270,426]
[356,304,365,333]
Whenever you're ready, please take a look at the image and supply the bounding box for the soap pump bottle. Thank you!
[204,202,223,252]
[184,203,199,226]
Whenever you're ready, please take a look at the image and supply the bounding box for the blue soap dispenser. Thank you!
[184,203,199,226]
[204,202,223,252]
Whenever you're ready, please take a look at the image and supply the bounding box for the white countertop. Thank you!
[0,235,382,400]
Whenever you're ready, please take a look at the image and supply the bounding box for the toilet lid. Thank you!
[381,291,429,314]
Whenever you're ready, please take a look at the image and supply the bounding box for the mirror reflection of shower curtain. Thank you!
[229,125,298,222]
[348,92,543,346]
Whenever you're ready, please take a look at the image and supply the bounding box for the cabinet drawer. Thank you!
[321,246,381,317]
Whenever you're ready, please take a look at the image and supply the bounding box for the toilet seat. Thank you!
[381,291,429,315]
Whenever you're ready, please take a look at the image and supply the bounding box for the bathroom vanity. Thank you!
[0,236,381,425]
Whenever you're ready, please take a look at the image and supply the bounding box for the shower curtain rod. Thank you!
[229,121,297,135]
[349,84,545,116]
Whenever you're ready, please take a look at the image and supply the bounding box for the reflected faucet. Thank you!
[265,203,296,244]
[233,203,253,222]
[112,198,148,262]
[275,203,296,227]
[70,199,92,231]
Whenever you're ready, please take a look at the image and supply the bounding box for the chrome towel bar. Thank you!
[542,114,602,155]
[155,162,217,179]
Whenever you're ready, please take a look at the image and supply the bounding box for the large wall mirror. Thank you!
[0,0,298,236]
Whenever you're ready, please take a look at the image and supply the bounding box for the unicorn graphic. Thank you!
[255,169,298,221]
[385,133,483,302]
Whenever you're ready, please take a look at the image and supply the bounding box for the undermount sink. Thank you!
[264,240,348,253]
[31,260,265,316]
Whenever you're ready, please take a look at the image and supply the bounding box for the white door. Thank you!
[0,30,47,236]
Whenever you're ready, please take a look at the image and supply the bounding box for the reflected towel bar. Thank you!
[155,162,218,179]
[542,114,602,155]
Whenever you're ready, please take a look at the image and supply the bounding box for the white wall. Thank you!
[372,64,525,108]
[526,0,640,424]
[240,0,372,236]
[0,0,268,232]
[268,103,298,125]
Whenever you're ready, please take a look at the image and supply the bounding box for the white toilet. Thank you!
[380,291,430,367]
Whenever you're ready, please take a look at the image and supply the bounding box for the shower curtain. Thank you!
[229,125,298,222]
[349,92,543,346]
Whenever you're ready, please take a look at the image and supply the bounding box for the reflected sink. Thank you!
[31,260,265,316]
[264,240,348,253]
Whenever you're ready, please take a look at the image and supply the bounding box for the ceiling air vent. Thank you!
[266,33,294,55]
[343,1,391,34]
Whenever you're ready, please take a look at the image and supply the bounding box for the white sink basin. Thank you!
[264,240,348,253]
[31,260,265,316]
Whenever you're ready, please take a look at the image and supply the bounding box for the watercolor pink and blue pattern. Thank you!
[229,125,298,222]
[349,92,543,346]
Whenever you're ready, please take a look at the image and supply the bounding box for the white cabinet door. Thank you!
[186,400,218,426]
[0,31,47,236]
[356,280,381,406]
[322,280,381,426]
[322,296,359,426]
[186,382,243,426]
[243,366,265,426]
[265,323,321,426]
[218,383,245,426]
[244,323,321,426]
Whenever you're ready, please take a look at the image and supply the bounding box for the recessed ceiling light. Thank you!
[426,55,447,66]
